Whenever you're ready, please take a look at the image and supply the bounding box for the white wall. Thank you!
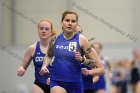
[13,0,68,45]
[0,0,139,45]
[0,46,34,93]
[0,0,13,45]
[71,0,140,43]
[136,0,140,41]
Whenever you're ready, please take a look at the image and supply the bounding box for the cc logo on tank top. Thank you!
[35,56,44,62]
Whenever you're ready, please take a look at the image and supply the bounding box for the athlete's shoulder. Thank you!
[79,34,87,39]
[27,42,37,55]
[79,34,89,44]
[28,42,37,49]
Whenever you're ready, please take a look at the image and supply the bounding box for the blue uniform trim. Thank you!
[50,80,84,93]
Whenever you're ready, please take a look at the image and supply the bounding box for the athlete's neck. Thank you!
[40,38,50,48]
[63,32,76,40]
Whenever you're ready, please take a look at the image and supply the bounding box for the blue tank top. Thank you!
[94,56,106,91]
[81,63,94,90]
[94,75,106,91]
[33,41,50,85]
[51,33,84,82]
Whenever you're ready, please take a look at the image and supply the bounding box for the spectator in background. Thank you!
[112,60,128,93]
[130,48,140,93]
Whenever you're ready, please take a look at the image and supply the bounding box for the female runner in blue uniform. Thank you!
[17,19,57,93]
[92,42,111,93]
[75,24,94,93]
[75,24,109,93]
[40,11,105,93]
